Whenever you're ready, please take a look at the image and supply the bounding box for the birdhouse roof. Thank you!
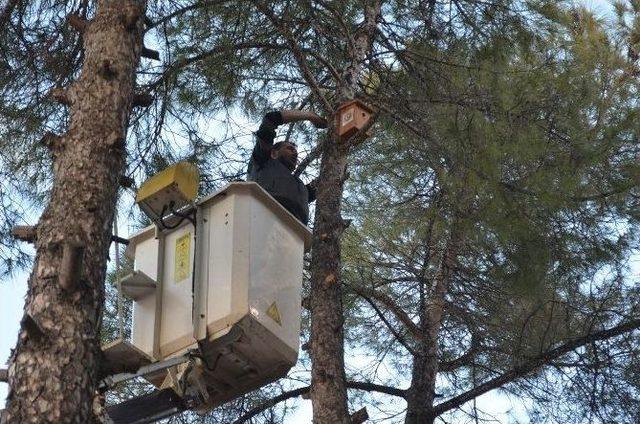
[337,99,373,114]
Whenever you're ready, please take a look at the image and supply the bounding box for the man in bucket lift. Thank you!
[247,110,327,225]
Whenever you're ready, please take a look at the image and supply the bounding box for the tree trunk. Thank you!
[405,231,461,424]
[308,2,381,423]
[308,132,351,424]
[2,1,145,422]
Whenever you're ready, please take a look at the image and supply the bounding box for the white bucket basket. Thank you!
[119,182,311,409]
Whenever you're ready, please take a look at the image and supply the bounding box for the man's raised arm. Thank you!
[280,110,327,128]
[252,110,327,165]
[252,111,284,165]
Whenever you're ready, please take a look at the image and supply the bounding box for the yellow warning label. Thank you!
[266,302,282,326]
[174,233,191,283]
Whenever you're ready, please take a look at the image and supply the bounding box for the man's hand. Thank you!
[309,114,328,129]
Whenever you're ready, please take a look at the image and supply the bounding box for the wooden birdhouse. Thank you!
[337,99,373,140]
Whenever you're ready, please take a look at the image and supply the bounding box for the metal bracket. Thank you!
[100,354,191,390]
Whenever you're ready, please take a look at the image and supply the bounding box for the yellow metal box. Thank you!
[136,162,200,224]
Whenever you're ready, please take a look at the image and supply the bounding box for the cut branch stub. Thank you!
[107,133,126,148]
[67,14,89,33]
[350,407,369,424]
[122,3,144,30]
[0,368,7,382]
[99,60,118,80]
[111,235,129,245]
[58,241,85,292]
[301,296,311,310]
[119,175,135,189]
[40,131,62,150]
[141,47,160,61]
[323,273,337,288]
[132,93,153,107]
[21,313,45,342]
[50,87,71,106]
[12,226,37,243]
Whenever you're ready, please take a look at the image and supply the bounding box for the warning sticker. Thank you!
[266,302,282,326]
[174,233,191,283]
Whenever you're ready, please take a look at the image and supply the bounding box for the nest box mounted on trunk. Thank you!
[336,99,373,141]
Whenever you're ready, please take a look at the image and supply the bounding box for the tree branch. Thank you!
[141,46,160,61]
[363,295,415,355]
[232,381,405,424]
[347,381,406,397]
[148,41,287,91]
[294,137,324,177]
[439,335,479,373]
[252,1,334,113]
[348,284,423,341]
[432,318,640,417]
[147,0,228,29]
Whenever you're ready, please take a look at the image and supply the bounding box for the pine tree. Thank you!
[2,1,149,421]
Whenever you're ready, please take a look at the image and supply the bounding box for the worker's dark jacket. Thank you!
[247,112,316,225]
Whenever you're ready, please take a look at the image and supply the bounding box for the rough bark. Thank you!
[2,1,146,422]
[308,131,351,424]
[405,230,462,424]
[308,2,381,423]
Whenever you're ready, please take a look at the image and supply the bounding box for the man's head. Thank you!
[271,141,298,172]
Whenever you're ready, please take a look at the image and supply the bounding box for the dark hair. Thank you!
[272,141,297,152]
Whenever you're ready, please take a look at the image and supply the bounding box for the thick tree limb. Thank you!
[347,381,406,397]
[431,318,640,417]
[232,381,405,424]
[123,2,144,30]
[338,0,380,99]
